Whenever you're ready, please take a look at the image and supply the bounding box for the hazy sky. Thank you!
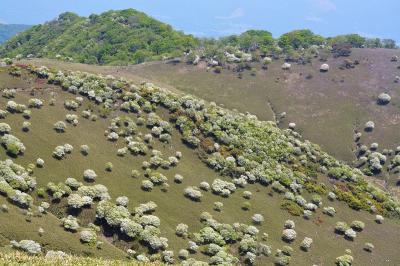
[1,0,399,41]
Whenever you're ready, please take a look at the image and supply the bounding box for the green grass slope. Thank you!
[0,10,197,65]
[0,64,399,265]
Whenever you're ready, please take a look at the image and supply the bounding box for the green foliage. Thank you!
[278,29,324,50]
[0,9,198,65]
[280,200,303,216]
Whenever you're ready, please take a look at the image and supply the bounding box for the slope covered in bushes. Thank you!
[0,10,197,65]
[0,63,399,265]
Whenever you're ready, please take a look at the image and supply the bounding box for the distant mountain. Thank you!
[0,10,198,65]
[0,24,31,44]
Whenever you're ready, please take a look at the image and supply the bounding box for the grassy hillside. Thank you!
[0,10,197,65]
[0,24,31,44]
[20,47,400,195]
[0,63,399,265]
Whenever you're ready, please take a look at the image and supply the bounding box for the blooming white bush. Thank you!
[282,62,291,70]
[365,121,375,131]
[243,191,252,199]
[22,121,31,131]
[67,193,92,208]
[335,222,349,234]
[141,180,154,191]
[116,196,129,207]
[320,63,329,72]
[176,223,189,237]
[107,132,119,141]
[1,134,26,156]
[199,181,210,191]
[282,229,297,242]
[174,174,184,183]
[83,169,97,181]
[214,201,223,212]
[284,220,295,229]
[184,186,202,201]
[375,215,384,224]
[299,237,313,251]
[54,121,67,132]
[322,206,336,216]
[28,98,43,108]
[336,254,353,266]
[134,201,157,215]
[45,250,67,258]
[344,228,356,240]
[80,229,96,243]
[0,123,11,134]
[364,242,374,252]
[80,145,89,155]
[53,145,66,159]
[377,93,391,104]
[11,239,41,254]
[211,179,236,197]
[350,220,365,231]
[252,214,264,224]
[62,215,80,231]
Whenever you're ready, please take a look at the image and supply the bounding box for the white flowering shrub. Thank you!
[252,214,264,224]
[134,201,157,215]
[0,109,8,119]
[80,229,97,243]
[184,186,202,201]
[335,221,349,234]
[300,237,313,251]
[54,121,67,132]
[141,180,154,191]
[375,215,384,224]
[211,179,236,197]
[344,228,356,240]
[64,100,79,110]
[323,206,336,216]
[282,229,297,242]
[11,239,41,254]
[67,193,92,208]
[80,145,89,155]
[0,123,11,134]
[1,134,26,156]
[83,169,97,181]
[350,220,365,231]
[365,121,375,131]
[116,196,129,207]
[174,174,184,183]
[11,190,33,207]
[107,132,119,141]
[199,181,210,191]
[320,63,329,72]
[243,191,252,199]
[336,254,353,266]
[62,215,80,231]
[28,98,43,108]
[364,242,374,252]
[284,220,295,229]
[176,223,189,238]
[377,93,391,105]
[7,100,26,113]
[22,121,31,132]
[53,145,66,159]
[214,202,223,212]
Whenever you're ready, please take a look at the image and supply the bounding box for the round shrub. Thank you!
[80,145,89,155]
[252,214,264,224]
[284,220,295,229]
[141,180,154,191]
[377,93,391,105]
[364,242,374,252]
[176,223,189,238]
[174,174,184,183]
[335,254,353,266]
[320,63,329,72]
[80,229,96,243]
[83,169,97,181]
[365,121,375,131]
[214,202,223,212]
[116,196,129,207]
[300,237,313,251]
[62,215,80,231]
[54,121,67,132]
[282,229,297,242]
[184,186,202,201]
[350,220,365,231]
